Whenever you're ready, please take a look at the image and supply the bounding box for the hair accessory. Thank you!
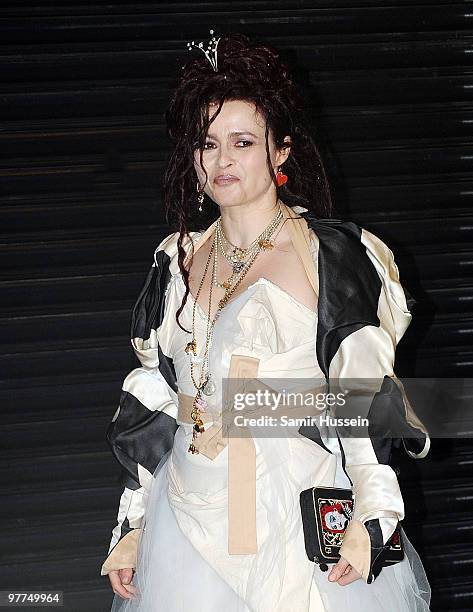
[276,168,288,187]
[186,29,221,72]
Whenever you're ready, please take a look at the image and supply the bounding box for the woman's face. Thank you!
[193,99,290,209]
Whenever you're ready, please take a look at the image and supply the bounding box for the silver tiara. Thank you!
[186,29,221,72]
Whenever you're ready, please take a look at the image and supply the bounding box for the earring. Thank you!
[276,167,288,187]
[196,182,205,212]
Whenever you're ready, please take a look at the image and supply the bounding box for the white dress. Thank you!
[110,272,431,612]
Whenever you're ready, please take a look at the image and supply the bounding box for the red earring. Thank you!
[276,168,288,186]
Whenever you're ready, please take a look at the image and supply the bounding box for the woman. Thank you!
[100,32,432,611]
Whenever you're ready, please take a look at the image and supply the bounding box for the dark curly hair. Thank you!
[162,32,333,331]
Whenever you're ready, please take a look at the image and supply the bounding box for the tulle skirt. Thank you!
[111,426,431,612]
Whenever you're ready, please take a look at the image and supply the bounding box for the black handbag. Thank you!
[299,485,404,572]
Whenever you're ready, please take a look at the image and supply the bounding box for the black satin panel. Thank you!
[120,470,142,491]
[297,213,382,453]
[107,517,138,557]
[297,425,332,454]
[368,375,427,463]
[106,390,179,485]
[300,212,382,380]
[402,435,427,455]
[336,430,353,487]
[119,517,133,542]
[364,518,385,583]
[130,251,178,391]
[131,249,172,342]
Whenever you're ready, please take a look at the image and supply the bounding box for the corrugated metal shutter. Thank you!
[1,3,471,610]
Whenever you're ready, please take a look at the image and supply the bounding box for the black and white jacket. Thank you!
[100,204,430,584]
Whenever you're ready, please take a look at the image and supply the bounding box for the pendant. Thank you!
[188,396,207,454]
[232,261,245,274]
[185,340,197,354]
[202,375,216,396]
[193,418,205,434]
[193,396,207,415]
[258,239,274,250]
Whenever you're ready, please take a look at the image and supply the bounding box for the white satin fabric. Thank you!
[110,273,431,611]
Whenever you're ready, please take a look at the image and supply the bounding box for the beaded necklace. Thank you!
[184,202,283,453]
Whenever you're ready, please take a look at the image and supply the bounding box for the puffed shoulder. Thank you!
[130,230,196,370]
[153,230,203,275]
[359,227,414,344]
[153,231,179,258]
[299,212,414,350]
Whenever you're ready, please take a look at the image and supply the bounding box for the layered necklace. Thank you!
[184,202,284,454]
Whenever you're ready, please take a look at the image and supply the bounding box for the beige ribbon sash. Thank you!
[178,355,329,555]
[178,354,260,555]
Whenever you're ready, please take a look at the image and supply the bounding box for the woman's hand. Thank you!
[328,556,362,585]
[108,568,137,599]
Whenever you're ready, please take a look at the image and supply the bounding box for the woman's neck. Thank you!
[218,199,283,249]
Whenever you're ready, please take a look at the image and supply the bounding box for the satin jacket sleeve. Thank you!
[303,215,430,584]
[100,232,180,576]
